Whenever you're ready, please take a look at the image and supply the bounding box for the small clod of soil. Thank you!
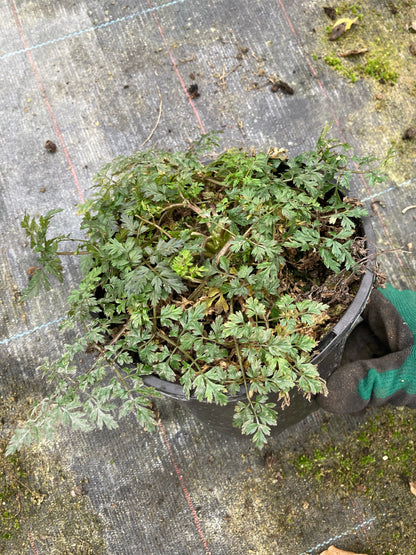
[270,80,294,95]
[44,140,57,153]
[323,6,337,21]
[402,127,416,140]
[187,83,200,99]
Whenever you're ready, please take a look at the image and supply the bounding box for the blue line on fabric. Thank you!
[361,177,416,203]
[0,317,65,345]
[0,0,184,61]
[299,516,378,554]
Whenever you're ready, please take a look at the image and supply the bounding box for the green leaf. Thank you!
[20,268,53,301]
[205,378,228,405]
[292,333,316,353]
[298,374,324,395]
[245,296,266,318]
[160,304,184,327]
[79,254,95,275]
[319,246,341,273]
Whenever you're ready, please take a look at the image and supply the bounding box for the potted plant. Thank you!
[7,126,388,454]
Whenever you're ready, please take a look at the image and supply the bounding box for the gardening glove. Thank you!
[317,283,416,413]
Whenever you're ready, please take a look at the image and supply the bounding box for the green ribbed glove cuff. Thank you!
[318,284,416,414]
[357,284,416,401]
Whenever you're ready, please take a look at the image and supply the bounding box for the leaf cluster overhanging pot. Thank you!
[8,127,387,454]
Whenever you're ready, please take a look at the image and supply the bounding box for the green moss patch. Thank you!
[290,407,416,552]
[319,2,412,84]
[309,0,416,186]
[293,408,415,488]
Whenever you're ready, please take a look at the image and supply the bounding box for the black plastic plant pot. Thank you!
[143,217,376,438]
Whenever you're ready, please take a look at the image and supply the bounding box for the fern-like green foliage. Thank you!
[8,127,389,453]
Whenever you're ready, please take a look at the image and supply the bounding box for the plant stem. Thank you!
[136,214,173,239]
[233,337,260,424]
[156,329,203,374]
[214,237,233,265]
[2,457,38,497]
[201,176,225,187]
[178,192,202,215]
[159,202,188,214]
[84,321,131,377]
[56,251,89,256]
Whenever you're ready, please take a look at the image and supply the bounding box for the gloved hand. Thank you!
[318,283,416,413]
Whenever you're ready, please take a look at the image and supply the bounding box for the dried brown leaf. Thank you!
[27,266,41,276]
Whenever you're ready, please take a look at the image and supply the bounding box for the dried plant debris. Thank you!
[236,44,249,60]
[263,452,279,470]
[402,204,416,215]
[339,47,368,57]
[27,265,40,276]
